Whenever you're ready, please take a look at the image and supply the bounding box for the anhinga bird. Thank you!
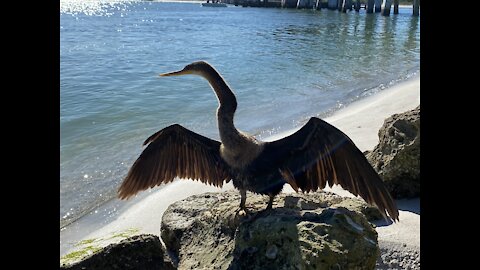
[118,61,399,221]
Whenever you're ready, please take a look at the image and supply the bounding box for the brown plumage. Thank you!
[118,61,399,221]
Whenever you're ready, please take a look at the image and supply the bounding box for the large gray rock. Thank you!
[161,191,382,270]
[366,106,420,198]
[60,234,175,270]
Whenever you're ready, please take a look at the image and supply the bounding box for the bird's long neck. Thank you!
[198,65,243,150]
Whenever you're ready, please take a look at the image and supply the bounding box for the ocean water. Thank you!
[60,0,419,231]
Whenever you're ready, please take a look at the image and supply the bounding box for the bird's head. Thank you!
[159,61,213,77]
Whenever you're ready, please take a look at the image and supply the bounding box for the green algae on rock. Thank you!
[60,227,140,267]
[60,234,174,270]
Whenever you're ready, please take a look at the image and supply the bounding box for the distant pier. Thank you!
[224,0,420,16]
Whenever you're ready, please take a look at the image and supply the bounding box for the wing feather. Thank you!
[264,117,399,221]
[118,124,231,199]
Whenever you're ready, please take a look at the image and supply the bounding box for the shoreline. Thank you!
[60,75,420,258]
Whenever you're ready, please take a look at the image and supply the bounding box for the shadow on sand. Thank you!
[373,197,419,227]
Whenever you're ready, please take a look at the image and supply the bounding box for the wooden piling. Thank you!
[413,0,420,16]
[297,0,313,9]
[297,0,305,8]
[366,0,374,13]
[382,0,392,16]
[393,0,399,14]
[354,0,361,12]
[342,0,352,12]
[327,0,337,9]
[282,0,298,8]
[374,0,382,12]
[316,0,328,9]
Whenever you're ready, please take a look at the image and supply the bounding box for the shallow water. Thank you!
[60,0,419,230]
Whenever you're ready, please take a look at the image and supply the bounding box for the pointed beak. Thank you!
[159,68,191,77]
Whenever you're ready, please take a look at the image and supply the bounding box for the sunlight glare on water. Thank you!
[60,0,133,16]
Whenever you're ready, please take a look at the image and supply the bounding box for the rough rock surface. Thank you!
[60,234,175,270]
[161,191,383,270]
[366,106,420,198]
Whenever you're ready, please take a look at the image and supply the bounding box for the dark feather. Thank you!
[262,117,399,221]
[118,124,231,199]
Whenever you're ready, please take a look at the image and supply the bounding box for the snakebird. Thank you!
[118,61,399,221]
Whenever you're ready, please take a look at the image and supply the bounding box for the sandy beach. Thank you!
[61,75,420,263]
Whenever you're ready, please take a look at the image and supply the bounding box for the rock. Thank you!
[60,234,175,270]
[161,191,382,270]
[366,106,420,198]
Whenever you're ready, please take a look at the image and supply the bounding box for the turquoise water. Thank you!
[60,0,419,229]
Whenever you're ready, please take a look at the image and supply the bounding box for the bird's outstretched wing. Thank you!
[265,117,399,221]
[118,124,231,199]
